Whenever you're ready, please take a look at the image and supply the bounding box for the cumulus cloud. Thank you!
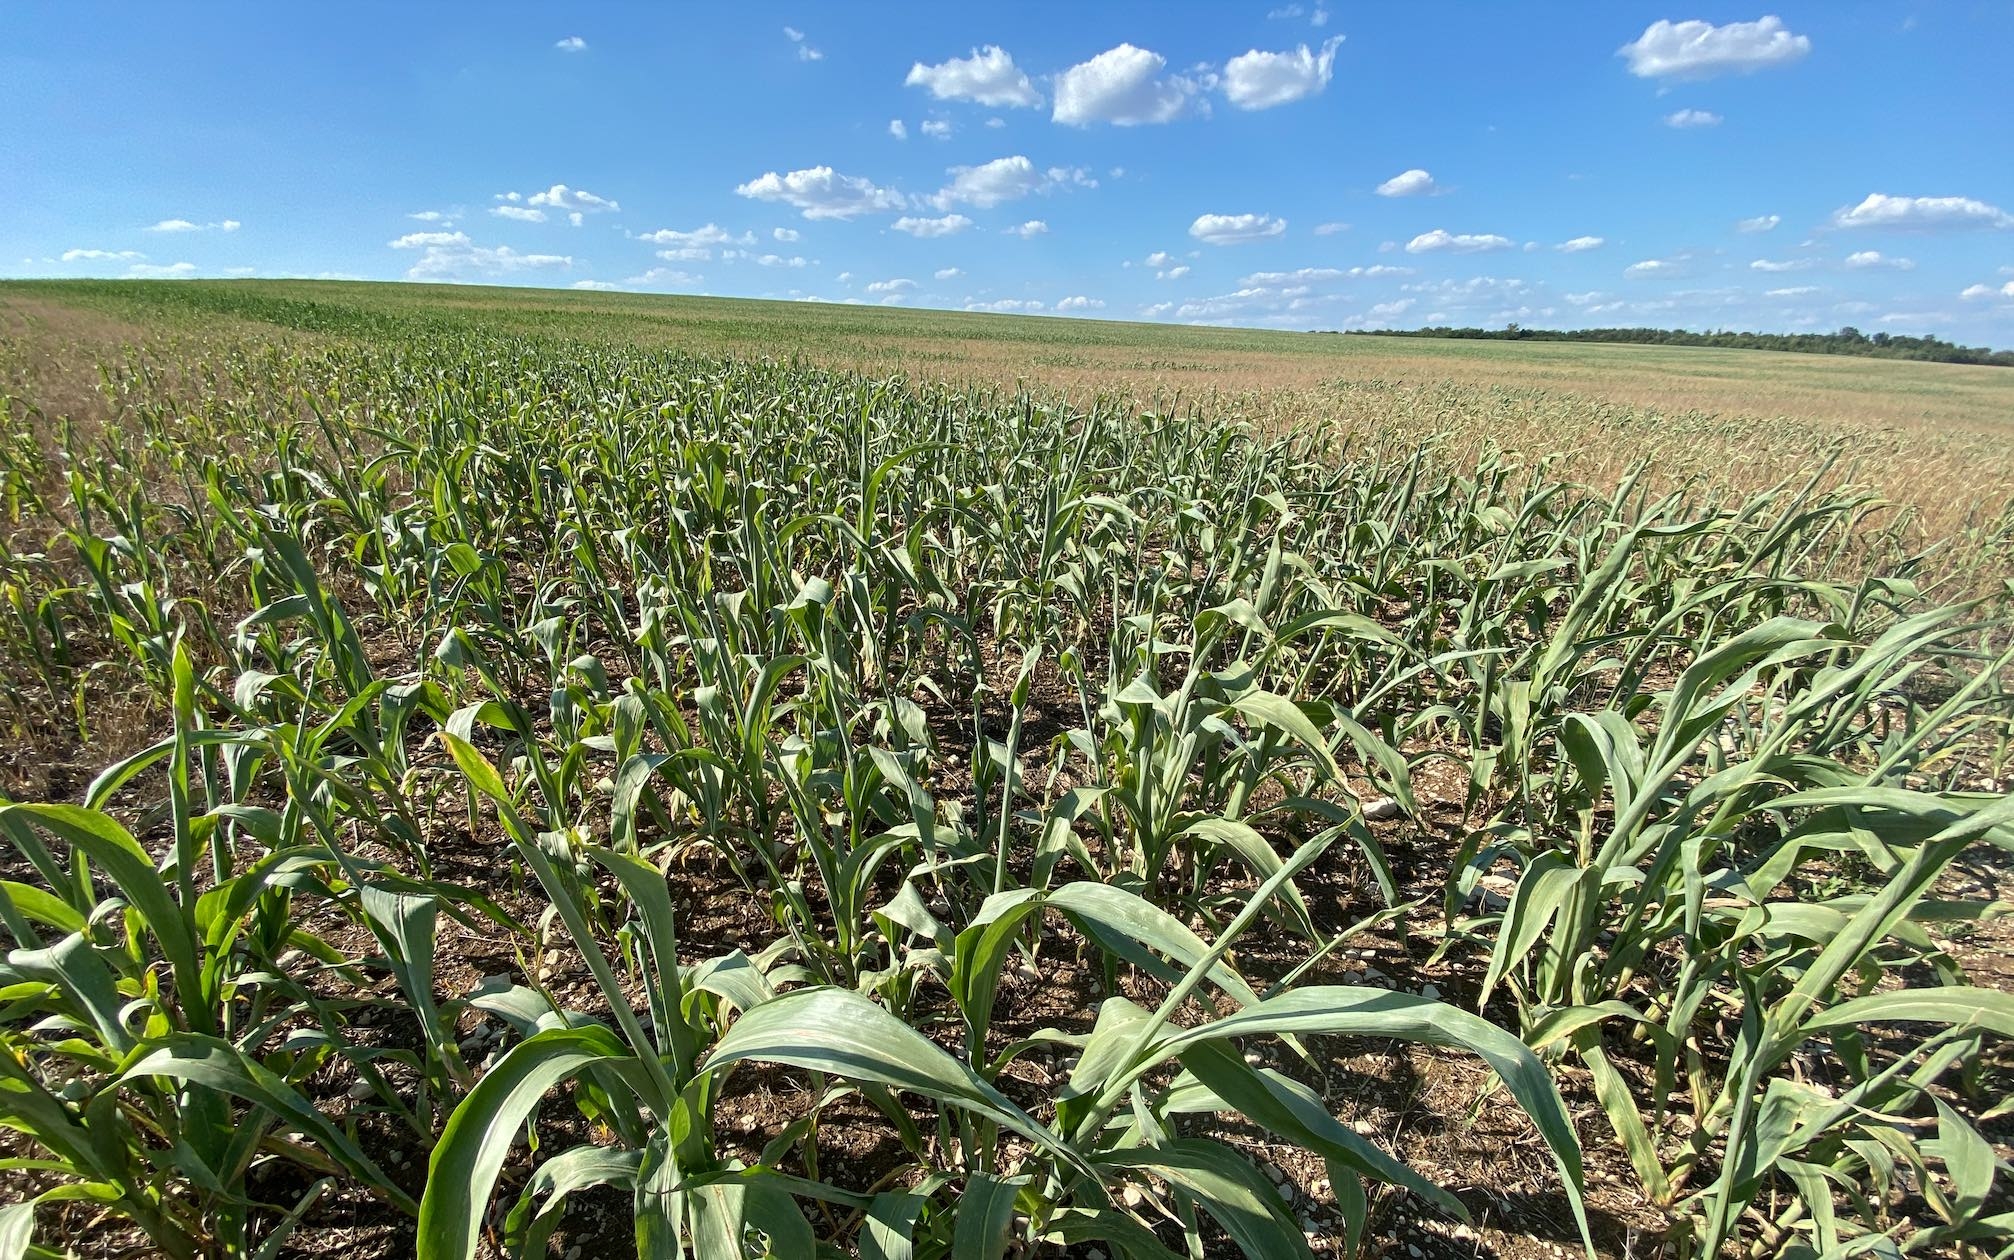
[146,218,239,233]
[1749,258,1812,272]
[1375,168,1437,197]
[1664,108,1722,128]
[866,277,917,294]
[1052,44,1201,126]
[965,298,1045,313]
[934,267,964,280]
[920,119,952,139]
[905,46,1041,107]
[892,213,973,238]
[389,230,471,249]
[572,279,620,291]
[1221,36,1343,110]
[127,261,198,279]
[403,241,573,282]
[736,166,907,219]
[624,267,701,289]
[1843,250,1915,270]
[1624,258,1676,277]
[522,184,619,216]
[60,248,146,262]
[409,210,455,224]
[1313,221,1349,236]
[1190,212,1287,245]
[1158,265,1191,280]
[1055,295,1106,312]
[772,227,800,243]
[1005,220,1050,238]
[1619,16,1811,79]
[1736,214,1780,233]
[889,119,908,140]
[783,27,822,61]
[637,224,752,248]
[1405,229,1512,254]
[1960,281,2014,299]
[555,36,586,52]
[929,155,1087,209]
[1831,193,2014,231]
[492,205,547,223]
[1556,236,1605,252]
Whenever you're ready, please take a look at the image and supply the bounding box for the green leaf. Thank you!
[418,1025,633,1260]
[121,1034,417,1216]
[1095,1140,1313,1260]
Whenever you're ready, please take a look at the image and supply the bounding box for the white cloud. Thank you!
[1146,250,1175,267]
[1158,265,1191,280]
[1005,220,1050,238]
[555,36,586,52]
[1749,258,1812,272]
[1831,193,2014,231]
[1766,286,1820,297]
[1843,250,1915,270]
[934,267,964,280]
[1405,229,1512,254]
[1312,6,1330,27]
[920,119,953,140]
[1221,36,1343,110]
[492,205,547,223]
[409,210,455,223]
[866,278,917,294]
[1375,168,1438,197]
[637,224,753,250]
[1191,212,1287,245]
[1556,236,1605,252]
[1664,109,1722,128]
[1053,44,1201,126]
[1960,281,2014,300]
[889,119,908,140]
[1619,16,1811,80]
[986,117,1006,128]
[1313,221,1349,236]
[930,155,1089,209]
[624,267,700,289]
[127,261,198,279]
[521,184,619,215]
[735,166,907,219]
[782,26,822,61]
[60,248,145,262]
[572,279,620,291]
[1736,214,1780,233]
[1236,264,1416,290]
[748,254,808,268]
[145,218,238,233]
[905,46,1041,107]
[772,227,800,242]
[1055,295,1106,312]
[893,213,974,238]
[1624,259,1675,277]
[965,298,1045,313]
[389,230,471,249]
[404,241,572,282]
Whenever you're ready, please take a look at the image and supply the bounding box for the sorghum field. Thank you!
[1,279,2010,1260]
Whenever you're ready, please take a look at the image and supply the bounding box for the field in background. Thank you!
[9,279,2013,573]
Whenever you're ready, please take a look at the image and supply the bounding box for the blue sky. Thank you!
[5,4,2012,343]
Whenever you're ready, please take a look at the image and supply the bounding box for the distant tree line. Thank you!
[1337,324,2013,367]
